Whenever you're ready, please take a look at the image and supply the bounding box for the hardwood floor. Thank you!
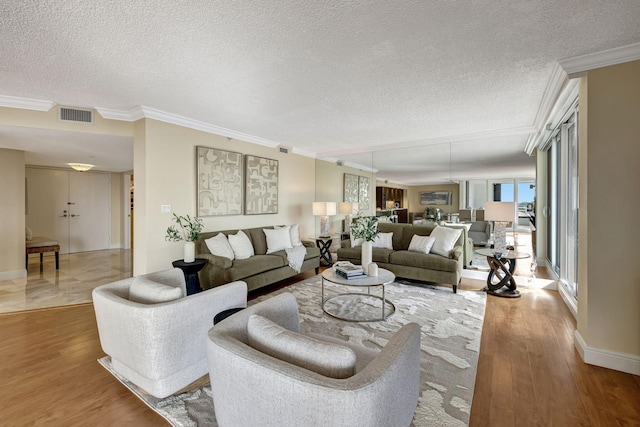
[1,258,638,425]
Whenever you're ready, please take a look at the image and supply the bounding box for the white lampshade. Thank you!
[338,202,358,215]
[484,202,516,222]
[313,202,336,216]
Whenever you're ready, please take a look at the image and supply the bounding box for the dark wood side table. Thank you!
[172,258,207,296]
[475,249,531,298]
[315,236,334,266]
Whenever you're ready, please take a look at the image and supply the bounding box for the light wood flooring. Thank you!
[1,238,639,425]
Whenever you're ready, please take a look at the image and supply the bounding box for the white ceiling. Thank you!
[1,1,639,182]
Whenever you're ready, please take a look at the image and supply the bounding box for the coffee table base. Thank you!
[323,292,396,322]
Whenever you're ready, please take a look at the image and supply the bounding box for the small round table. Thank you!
[172,258,207,295]
[321,268,396,322]
[475,249,530,298]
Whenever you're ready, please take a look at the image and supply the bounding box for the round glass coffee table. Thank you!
[321,268,396,322]
[475,248,531,298]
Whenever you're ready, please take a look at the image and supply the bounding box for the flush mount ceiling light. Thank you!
[68,163,94,172]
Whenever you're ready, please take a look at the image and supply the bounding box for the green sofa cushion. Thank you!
[389,250,458,273]
[225,255,285,282]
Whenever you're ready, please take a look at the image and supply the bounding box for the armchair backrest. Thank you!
[207,292,421,427]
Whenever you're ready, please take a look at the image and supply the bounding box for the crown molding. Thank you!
[318,125,537,159]
[559,42,640,77]
[0,95,55,111]
[291,146,316,159]
[525,63,570,155]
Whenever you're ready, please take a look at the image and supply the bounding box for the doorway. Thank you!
[26,167,111,254]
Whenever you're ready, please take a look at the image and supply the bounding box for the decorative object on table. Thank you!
[349,213,378,272]
[313,201,336,237]
[100,276,485,427]
[333,262,365,279]
[420,191,451,205]
[484,201,516,255]
[368,262,379,276]
[165,213,204,263]
[196,146,243,216]
[424,206,441,222]
[245,154,278,215]
[338,201,359,232]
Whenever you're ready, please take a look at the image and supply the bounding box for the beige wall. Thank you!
[134,119,316,274]
[577,60,640,360]
[0,149,26,280]
[407,183,459,215]
[110,173,123,248]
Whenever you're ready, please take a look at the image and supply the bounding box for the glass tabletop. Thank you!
[475,248,531,260]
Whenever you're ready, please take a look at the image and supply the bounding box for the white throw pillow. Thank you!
[227,230,255,260]
[205,233,235,260]
[264,227,293,254]
[275,224,302,247]
[408,235,436,254]
[372,232,393,250]
[429,226,462,257]
[350,233,364,248]
[128,276,183,304]
[247,314,356,379]
[25,226,33,241]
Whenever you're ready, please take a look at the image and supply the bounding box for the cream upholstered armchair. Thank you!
[92,268,247,398]
[206,292,421,427]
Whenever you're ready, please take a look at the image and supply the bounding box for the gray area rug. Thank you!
[99,275,486,426]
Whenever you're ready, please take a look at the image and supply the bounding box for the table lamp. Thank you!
[313,202,336,237]
[338,202,359,232]
[484,201,515,256]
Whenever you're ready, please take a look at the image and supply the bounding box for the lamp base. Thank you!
[319,216,330,237]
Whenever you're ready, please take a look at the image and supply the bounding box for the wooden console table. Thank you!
[26,237,60,270]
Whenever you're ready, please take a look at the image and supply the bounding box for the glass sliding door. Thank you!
[563,116,579,298]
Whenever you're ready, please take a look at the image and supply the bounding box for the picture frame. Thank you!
[420,191,451,205]
[358,175,371,211]
[245,155,278,215]
[343,173,359,204]
[196,146,243,216]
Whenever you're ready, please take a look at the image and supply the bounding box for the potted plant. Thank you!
[165,213,204,262]
[350,213,379,271]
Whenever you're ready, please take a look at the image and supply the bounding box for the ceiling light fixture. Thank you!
[68,163,94,172]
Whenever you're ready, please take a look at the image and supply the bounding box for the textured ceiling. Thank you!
[1,1,639,182]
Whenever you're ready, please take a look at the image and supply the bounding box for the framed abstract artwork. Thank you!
[197,146,243,216]
[420,191,452,205]
[245,155,278,215]
[358,175,371,211]
[343,173,359,204]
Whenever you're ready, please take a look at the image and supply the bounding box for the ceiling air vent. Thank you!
[58,106,94,124]
[278,146,289,154]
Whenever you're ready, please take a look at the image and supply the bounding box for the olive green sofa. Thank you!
[336,222,464,293]
[195,226,321,292]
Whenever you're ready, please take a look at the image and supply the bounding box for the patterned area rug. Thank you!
[99,275,486,426]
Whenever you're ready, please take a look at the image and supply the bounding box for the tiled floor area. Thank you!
[0,249,132,314]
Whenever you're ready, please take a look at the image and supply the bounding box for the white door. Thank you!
[26,168,71,252]
[26,167,111,254]
[68,171,110,253]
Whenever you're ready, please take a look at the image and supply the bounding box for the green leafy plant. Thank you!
[350,213,379,242]
[165,213,204,242]
[424,206,441,222]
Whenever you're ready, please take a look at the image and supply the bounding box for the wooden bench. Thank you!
[26,237,60,270]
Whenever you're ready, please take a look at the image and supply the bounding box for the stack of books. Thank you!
[334,264,367,279]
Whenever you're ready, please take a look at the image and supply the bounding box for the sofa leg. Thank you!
[315,267,319,274]
[453,283,458,293]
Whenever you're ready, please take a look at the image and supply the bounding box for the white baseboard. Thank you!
[109,243,123,249]
[574,331,640,376]
[0,269,27,281]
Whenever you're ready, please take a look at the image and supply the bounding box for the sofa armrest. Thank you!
[341,239,351,248]
[197,253,233,269]
[450,246,463,261]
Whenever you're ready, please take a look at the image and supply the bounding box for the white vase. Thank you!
[184,241,195,263]
[361,241,373,272]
